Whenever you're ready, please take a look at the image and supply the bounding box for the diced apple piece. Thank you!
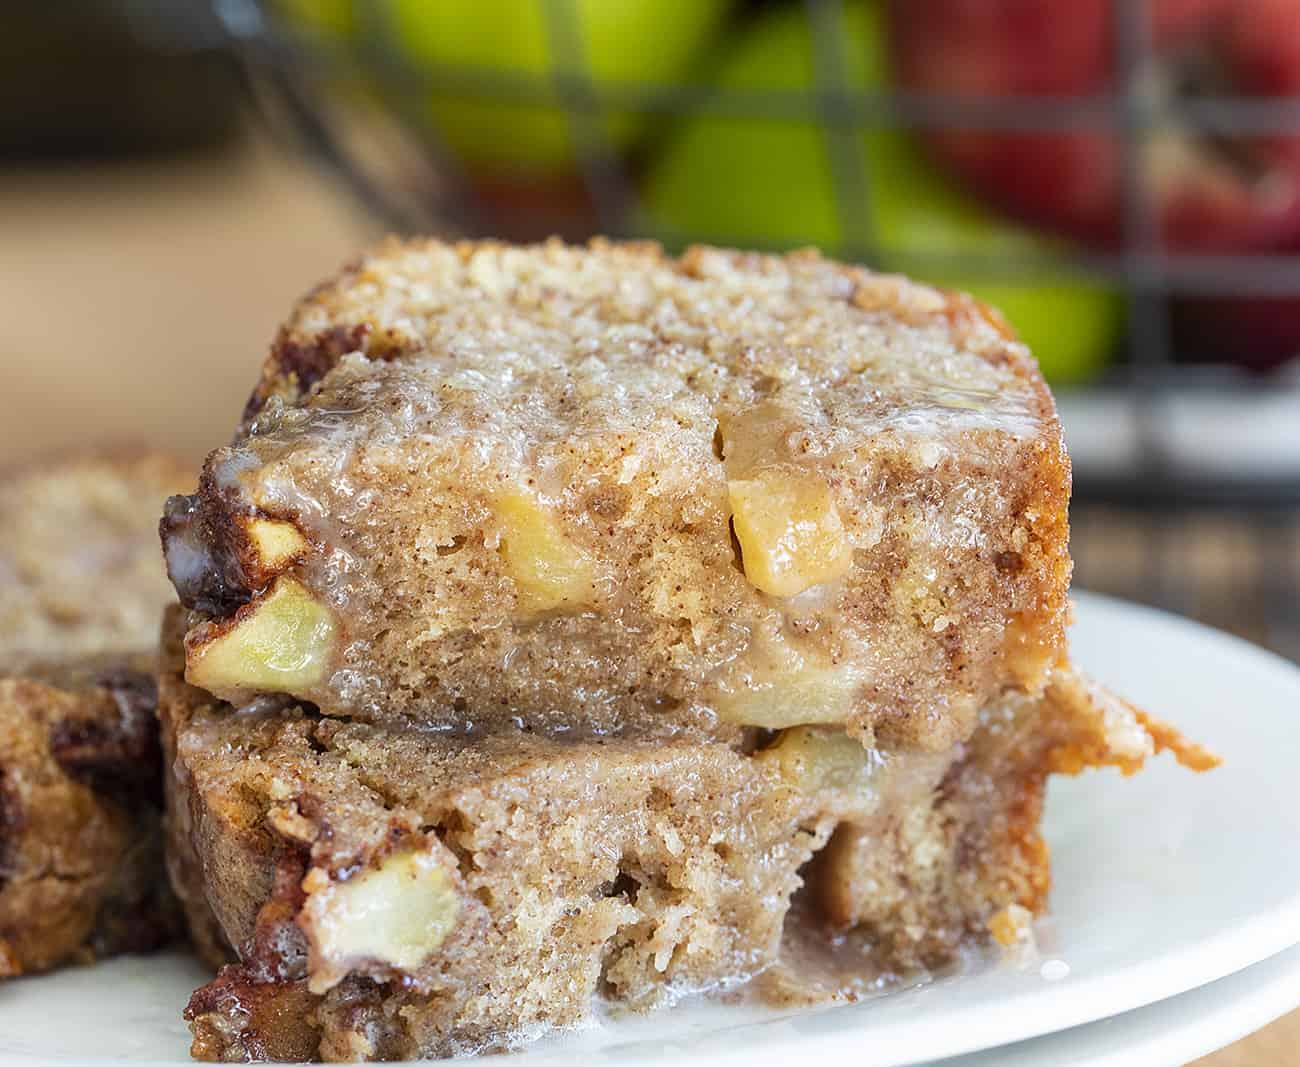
[715,659,860,728]
[186,577,338,696]
[299,847,460,994]
[728,470,852,598]
[759,725,880,792]
[494,489,595,614]
[244,518,309,572]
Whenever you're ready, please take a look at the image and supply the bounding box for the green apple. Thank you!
[275,0,354,39]
[643,2,1120,384]
[385,0,735,177]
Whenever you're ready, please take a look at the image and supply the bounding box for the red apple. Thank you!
[888,0,1300,254]
[1172,291,1300,371]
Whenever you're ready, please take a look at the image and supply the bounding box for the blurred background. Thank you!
[0,0,1295,1060]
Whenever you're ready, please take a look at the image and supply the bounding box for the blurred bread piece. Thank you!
[0,453,190,975]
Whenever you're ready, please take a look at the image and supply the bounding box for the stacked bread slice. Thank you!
[140,239,1212,1060]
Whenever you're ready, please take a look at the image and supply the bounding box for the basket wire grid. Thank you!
[216,0,1300,660]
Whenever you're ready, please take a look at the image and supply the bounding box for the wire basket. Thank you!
[215,0,1300,654]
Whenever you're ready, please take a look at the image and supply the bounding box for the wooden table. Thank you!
[0,128,1291,1066]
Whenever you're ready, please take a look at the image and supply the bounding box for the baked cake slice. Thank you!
[156,240,1215,1060]
[0,454,188,975]
[162,240,1071,748]
[158,608,1211,1061]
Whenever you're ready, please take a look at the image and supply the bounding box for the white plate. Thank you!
[941,941,1300,1067]
[1,593,1298,1066]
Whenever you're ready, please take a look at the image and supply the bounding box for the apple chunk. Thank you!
[728,469,852,598]
[299,847,460,994]
[186,576,339,698]
[494,489,597,614]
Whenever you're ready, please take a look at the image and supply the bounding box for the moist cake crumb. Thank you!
[159,606,1209,1061]
[162,239,1072,749]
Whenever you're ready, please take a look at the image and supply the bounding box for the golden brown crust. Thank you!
[1130,709,1222,773]
[187,967,322,1063]
[158,619,235,974]
[1042,668,1221,777]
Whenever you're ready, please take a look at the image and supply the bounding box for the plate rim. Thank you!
[940,939,1300,1067]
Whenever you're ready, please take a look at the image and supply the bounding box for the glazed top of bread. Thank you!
[243,238,1056,442]
[165,240,1070,746]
